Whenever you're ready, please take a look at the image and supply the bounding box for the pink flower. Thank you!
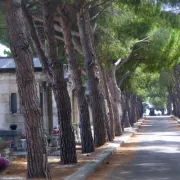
[51,129,60,134]
[0,157,9,170]
[7,140,13,144]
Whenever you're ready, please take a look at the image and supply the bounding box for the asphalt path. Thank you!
[88,116,180,180]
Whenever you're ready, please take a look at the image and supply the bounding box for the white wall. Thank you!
[0,72,80,133]
[0,72,48,132]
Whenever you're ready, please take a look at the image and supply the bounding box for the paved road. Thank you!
[87,116,180,180]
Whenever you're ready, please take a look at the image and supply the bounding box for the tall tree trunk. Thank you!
[97,64,112,141]
[23,1,76,164]
[58,8,94,153]
[5,0,49,178]
[124,111,131,128]
[136,97,143,119]
[40,0,77,164]
[129,94,136,126]
[172,67,180,117]
[101,66,115,140]
[171,91,180,117]
[167,92,172,115]
[97,67,110,142]
[77,10,106,147]
[106,69,123,136]
[121,91,131,130]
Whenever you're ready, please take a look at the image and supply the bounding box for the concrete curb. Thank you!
[171,115,180,124]
[65,119,144,180]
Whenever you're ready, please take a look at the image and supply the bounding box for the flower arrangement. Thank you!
[51,129,60,135]
[7,140,13,144]
[0,157,9,172]
[51,129,60,147]
[20,135,26,140]
[7,140,14,149]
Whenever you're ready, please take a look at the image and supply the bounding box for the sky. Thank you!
[0,44,9,57]
[162,4,180,14]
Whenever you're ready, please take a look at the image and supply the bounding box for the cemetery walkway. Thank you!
[88,116,180,180]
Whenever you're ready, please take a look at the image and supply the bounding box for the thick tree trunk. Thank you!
[121,91,131,130]
[136,97,143,119]
[172,68,180,117]
[124,111,131,128]
[121,93,126,131]
[23,1,77,163]
[171,91,180,117]
[59,10,94,153]
[136,97,141,121]
[101,66,115,140]
[106,69,123,136]
[5,0,49,178]
[129,94,137,126]
[171,92,176,116]
[40,0,77,164]
[167,92,172,115]
[77,10,106,147]
[128,94,134,126]
[97,64,113,141]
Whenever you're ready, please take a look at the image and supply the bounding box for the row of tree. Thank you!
[1,0,180,179]
[1,0,145,178]
[123,0,180,116]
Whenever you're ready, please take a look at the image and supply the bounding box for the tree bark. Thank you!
[129,94,136,126]
[121,91,131,130]
[40,0,77,164]
[77,10,106,147]
[100,66,115,140]
[136,96,143,120]
[167,92,172,115]
[106,69,123,136]
[58,7,94,153]
[171,90,180,117]
[22,1,77,164]
[172,67,180,117]
[5,0,49,178]
[98,68,111,142]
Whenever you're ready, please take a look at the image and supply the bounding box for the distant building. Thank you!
[0,57,88,136]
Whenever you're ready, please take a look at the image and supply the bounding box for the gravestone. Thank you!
[0,130,22,150]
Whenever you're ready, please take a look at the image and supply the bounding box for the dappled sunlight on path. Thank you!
[87,116,180,180]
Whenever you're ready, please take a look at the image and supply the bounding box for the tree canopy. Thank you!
[1,0,180,111]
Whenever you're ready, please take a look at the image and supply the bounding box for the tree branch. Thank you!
[22,1,51,77]
[72,36,83,55]
[54,24,80,37]
[89,0,114,11]
[88,0,113,22]
[55,35,64,42]
[32,15,44,23]
[118,60,141,86]
[81,68,87,76]
[115,37,149,71]
[114,59,121,67]
[135,37,149,43]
